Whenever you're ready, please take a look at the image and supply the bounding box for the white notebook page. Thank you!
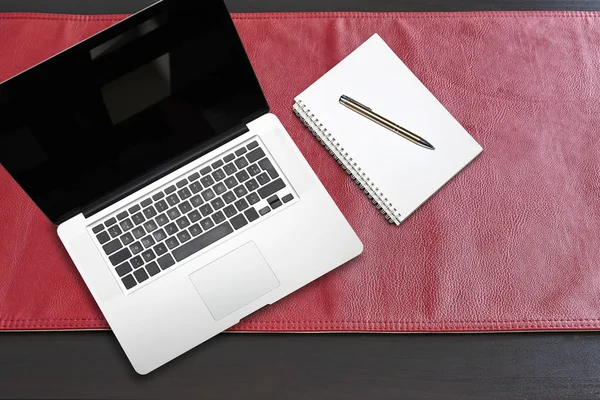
[295,34,482,220]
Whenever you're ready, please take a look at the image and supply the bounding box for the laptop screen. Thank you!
[0,0,268,224]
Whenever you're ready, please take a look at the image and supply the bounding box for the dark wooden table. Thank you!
[2,1,600,399]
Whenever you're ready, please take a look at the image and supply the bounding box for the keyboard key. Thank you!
[141,198,152,207]
[188,172,200,181]
[145,261,161,277]
[246,192,260,205]
[201,176,215,188]
[190,195,204,207]
[143,206,157,219]
[128,204,141,214]
[230,214,248,230]
[132,212,145,225]
[235,198,249,212]
[190,181,203,194]
[189,224,203,237]
[247,164,261,176]
[141,249,156,262]
[223,191,236,204]
[235,147,247,156]
[200,218,214,230]
[177,230,191,243]
[178,200,192,214]
[134,267,149,283]
[246,147,265,163]
[211,197,225,210]
[267,195,279,205]
[199,204,213,217]
[130,242,144,255]
[212,169,226,182]
[223,163,237,175]
[212,211,226,224]
[258,179,286,199]
[120,232,134,246]
[234,185,248,198]
[224,153,235,163]
[117,211,128,220]
[256,172,270,186]
[211,160,224,169]
[282,194,294,203]
[156,213,169,226]
[103,238,122,255]
[189,210,202,222]
[223,205,237,218]
[157,254,175,270]
[153,229,167,242]
[153,243,168,256]
[143,220,158,233]
[244,208,259,223]
[155,200,168,212]
[152,192,165,201]
[141,235,155,248]
[96,231,110,245]
[213,182,227,195]
[131,256,144,268]
[258,158,279,179]
[115,261,132,277]
[271,200,282,209]
[172,222,234,262]
[259,206,271,216]
[165,237,179,250]
[167,208,181,220]
[176,179,188,188]
[131,226,146,239]
[235,170,250,183]
[165,185,176,194]
[109,248,131,266]
[200,166,212,175]
[122,275,137,289]
[201,188,216,201]
[132,227,145,239]
[178,187,191,200]
[247,141,259,150]
[105,217,117,227]
[224,176,238,189]
[245,179,259,192]
[234,157,248,169]
[165,223,178,236]
[166,194,180,206]
[120,218,134,231]
[176,216,190,229]
[92,224,104,234]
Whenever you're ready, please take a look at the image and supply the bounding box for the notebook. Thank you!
[293,34,483,224]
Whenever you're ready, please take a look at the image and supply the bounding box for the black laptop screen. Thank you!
[0,0,268,224]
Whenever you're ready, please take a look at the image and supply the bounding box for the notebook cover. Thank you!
[1,12,599,332]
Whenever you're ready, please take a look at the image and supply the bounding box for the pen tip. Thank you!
[420,139,435,150]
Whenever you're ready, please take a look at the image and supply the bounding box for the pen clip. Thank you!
[340,95,371,111]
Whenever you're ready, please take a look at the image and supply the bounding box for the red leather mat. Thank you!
[1,12,599,332]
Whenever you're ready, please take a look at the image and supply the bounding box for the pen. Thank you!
[339,95,435,150]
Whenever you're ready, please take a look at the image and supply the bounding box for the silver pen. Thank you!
[339,95,435,150]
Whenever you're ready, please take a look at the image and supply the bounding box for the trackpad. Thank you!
[189,242,280,321]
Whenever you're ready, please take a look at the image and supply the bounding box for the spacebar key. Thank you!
[172,222,234,262]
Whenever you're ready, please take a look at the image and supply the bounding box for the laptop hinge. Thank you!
[80,122,253,221]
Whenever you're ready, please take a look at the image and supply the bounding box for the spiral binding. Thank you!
[293,101,402,225]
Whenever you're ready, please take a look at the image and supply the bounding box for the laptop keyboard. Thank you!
[90,140,295,291]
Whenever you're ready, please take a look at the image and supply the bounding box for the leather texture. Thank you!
[0,12,599,332]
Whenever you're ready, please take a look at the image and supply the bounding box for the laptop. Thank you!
[0,0,362,374]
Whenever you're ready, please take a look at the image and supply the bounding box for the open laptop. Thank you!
[0,0,362,374]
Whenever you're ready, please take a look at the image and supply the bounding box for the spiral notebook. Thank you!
[293,34,482,224]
